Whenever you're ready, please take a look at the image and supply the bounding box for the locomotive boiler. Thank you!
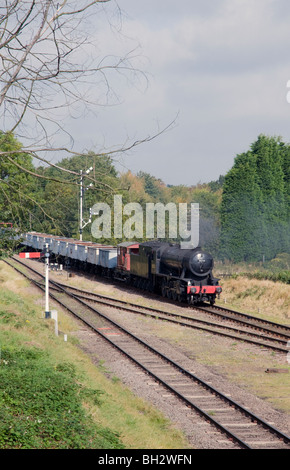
[129,241,221,305]
[158,243,214,278]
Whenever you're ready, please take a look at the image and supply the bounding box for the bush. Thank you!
[0,347,124,449]
[241,270,290,285]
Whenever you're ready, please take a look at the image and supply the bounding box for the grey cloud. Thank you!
[62,1,290,186]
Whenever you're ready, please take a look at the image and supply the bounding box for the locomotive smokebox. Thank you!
[159,244,214,278]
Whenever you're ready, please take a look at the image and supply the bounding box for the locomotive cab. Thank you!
[116,242,140,281]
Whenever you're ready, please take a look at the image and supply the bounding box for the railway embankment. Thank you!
[0,258,289,449]
[0,260,189,450]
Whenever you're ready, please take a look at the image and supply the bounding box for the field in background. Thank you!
[215,252,290,285]
[214,253,290,323]
[216,276,289,324]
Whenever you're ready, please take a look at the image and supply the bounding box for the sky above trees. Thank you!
[1,1,290,187]
[76,0,290,186]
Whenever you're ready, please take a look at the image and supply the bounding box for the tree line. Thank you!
[1,2,287,263]
[0,131,289,262]
[220,135,289,262]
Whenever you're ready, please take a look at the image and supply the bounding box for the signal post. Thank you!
[19,244,51,318]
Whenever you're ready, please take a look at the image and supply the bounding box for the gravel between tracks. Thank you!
[59,271,290,450]
[13,260,290,449]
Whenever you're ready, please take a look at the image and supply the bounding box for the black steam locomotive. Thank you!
[119,241,222,305]
[22,233,222,305]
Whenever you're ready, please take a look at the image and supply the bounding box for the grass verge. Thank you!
[0,261,189,449]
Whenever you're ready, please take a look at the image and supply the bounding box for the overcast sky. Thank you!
[68,0,290,186]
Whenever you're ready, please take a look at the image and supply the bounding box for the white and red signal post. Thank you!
[19,245,51,318]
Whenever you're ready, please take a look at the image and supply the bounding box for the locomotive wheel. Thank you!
[161,285,167,297]
[167,289,172,299]
[172,290,177,301]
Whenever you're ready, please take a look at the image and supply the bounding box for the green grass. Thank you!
[215,252,290,285]
[0,347,122,449]
[0,261,190,449]
[239,270,290,284]
[0,286,123,449]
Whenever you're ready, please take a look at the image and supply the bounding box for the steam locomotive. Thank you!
[21,233,222,305]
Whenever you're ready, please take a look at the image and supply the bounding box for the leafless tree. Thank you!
[0,1,176,240]
[0,1,157,176]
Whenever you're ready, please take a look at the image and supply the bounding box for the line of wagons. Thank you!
[21,232,222,305]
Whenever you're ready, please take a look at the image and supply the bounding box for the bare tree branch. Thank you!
[0,1,177,240]
[0,0,149,147]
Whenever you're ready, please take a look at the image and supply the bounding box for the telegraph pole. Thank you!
[79,167,93,241]
[80,169,83,241]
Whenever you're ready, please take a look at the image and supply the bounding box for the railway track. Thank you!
[3,257,290,449]
[55,283,290,354]
[198,303,290,337]
[6,256,290,354]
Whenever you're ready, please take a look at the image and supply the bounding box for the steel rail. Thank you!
[10,254,290,336]
[58,286,288,353]
[33,278,290,448]
[38,266,290,340]
[7,257,289,353]
[4,258,290,449]
[198,304,290,337]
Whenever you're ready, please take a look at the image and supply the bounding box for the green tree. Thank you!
[0,131,42,255]
[189,185,222,256]
[0,132,39,227]
[220,151,263,261]
[34,153,119,240]
[253,136,287,257]
[220,135,289,262]
[280,143,290,215]
[208,175,225,192]
[137,171,169,202]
